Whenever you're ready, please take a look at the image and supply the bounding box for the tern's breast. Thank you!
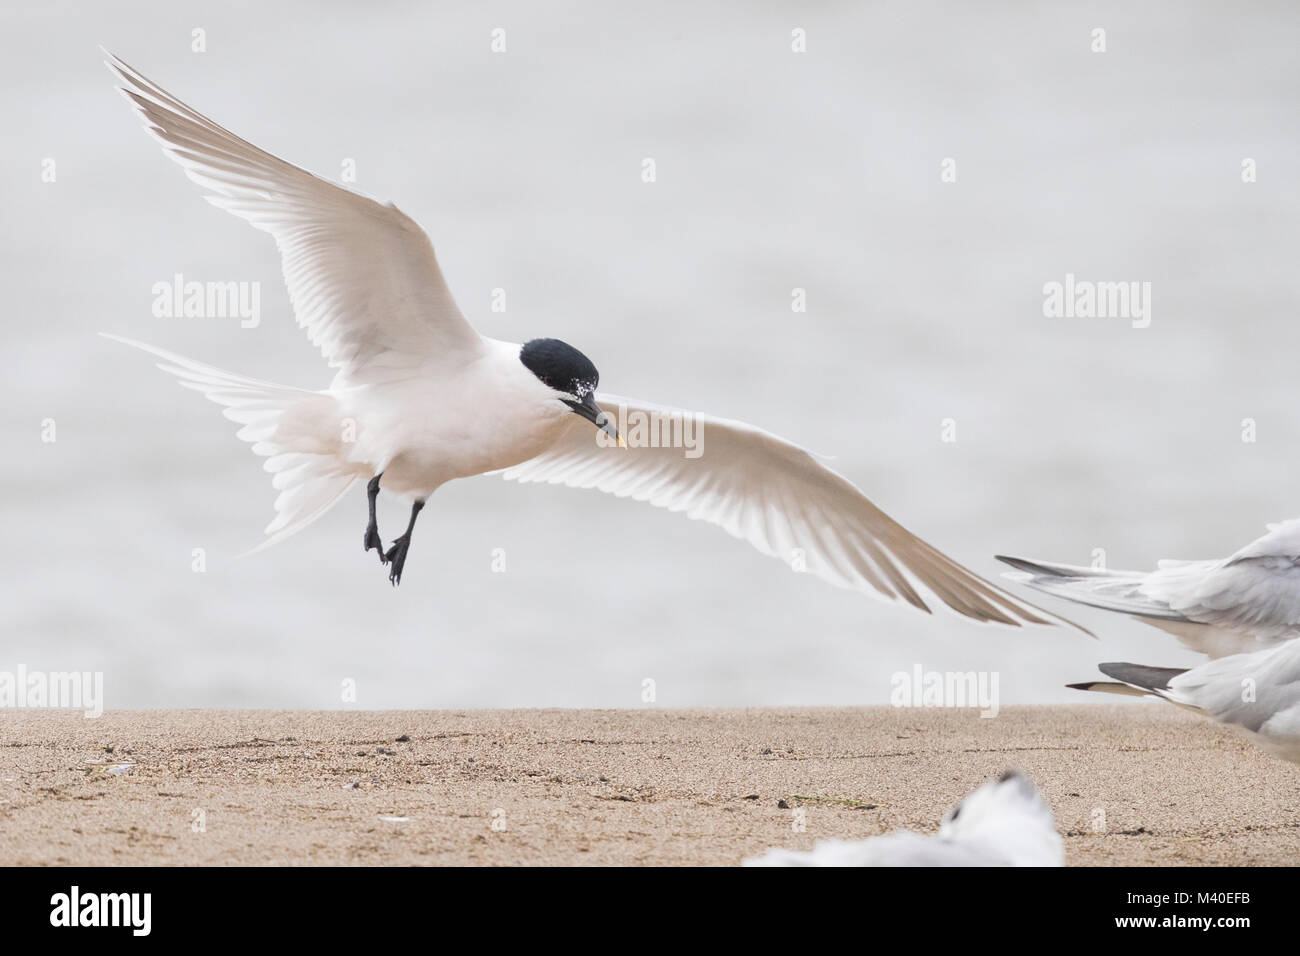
[337,346,572,497]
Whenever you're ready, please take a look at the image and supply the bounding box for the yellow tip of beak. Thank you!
[617,434,627,448]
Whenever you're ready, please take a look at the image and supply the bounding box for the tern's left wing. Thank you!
[501,394,1090,632]
[105,51,485,380]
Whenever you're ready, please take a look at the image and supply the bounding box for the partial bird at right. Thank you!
[998,520,1300,764]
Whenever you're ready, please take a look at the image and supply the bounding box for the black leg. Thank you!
[363,473,386,563]
[384,499,425,586]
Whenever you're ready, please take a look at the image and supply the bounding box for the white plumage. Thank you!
[743,770,1063,867]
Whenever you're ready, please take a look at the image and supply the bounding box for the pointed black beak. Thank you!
[564,394,621,444]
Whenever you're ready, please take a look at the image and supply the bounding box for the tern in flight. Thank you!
[99,51,1082,631]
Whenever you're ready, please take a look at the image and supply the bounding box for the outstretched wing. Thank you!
[105,51,484,380]
[502,395,1090,632]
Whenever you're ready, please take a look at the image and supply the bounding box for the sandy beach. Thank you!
[1,705,1297,866]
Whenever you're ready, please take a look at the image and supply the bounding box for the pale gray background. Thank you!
[3,1,1298,709]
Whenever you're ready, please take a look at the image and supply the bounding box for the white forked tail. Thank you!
[102,334,359,552]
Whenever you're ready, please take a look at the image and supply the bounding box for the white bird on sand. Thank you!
[1000,521,1300,762]
[742,770,1063,866]
[998,520,1300,659]
[97,51,1080,627]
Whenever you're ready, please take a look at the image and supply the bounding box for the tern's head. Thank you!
[520,337,621,444]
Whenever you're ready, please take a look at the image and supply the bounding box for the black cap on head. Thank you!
[519,338,599,397]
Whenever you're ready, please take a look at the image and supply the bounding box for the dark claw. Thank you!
[385,535,411,586]
[363,526,387,564]
[380,498,423,587]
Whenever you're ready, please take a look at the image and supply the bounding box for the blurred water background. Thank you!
[3,1,1299,708]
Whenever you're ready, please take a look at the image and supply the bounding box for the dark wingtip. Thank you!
[995,554,1052,576]
[1097,661,1189,691]
[993,554,1098,639]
